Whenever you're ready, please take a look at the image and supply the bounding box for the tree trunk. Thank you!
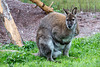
[0,0,23,47]
[30,0,54,14]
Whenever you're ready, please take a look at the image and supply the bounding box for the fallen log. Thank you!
[0,0,23,47]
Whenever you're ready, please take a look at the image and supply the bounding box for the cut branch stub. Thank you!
[30,0,54,14]
[49,1,54,8]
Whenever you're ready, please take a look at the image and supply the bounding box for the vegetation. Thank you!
[0,33,100,67]
[20,0,100,12]
[0,0,100,67]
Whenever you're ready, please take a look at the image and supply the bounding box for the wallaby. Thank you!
[36,7,79,61]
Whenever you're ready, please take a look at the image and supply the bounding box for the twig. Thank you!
[49,1,54,8]
[0,50,19,52]
[30,0,54,14]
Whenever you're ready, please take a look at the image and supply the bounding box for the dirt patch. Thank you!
[77,12,100,37]
[0,0,46,43]
[0,0,100,44]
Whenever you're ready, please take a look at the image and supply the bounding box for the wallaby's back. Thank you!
[39,12,66,31]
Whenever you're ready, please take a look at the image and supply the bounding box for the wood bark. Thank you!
[0,0,23,47]
[30,0,54,13]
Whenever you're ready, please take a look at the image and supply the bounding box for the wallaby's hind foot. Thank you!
[53,51,62,58]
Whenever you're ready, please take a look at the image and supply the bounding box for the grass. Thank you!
[0,33,100,67]
[20,0,100,12]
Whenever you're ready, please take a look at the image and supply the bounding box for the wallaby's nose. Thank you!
[68,25,71,28]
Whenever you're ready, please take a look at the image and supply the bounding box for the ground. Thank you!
[0,0,100,44]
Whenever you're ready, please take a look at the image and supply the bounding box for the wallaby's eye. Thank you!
[67,19,69,21]
[72,19,74,21]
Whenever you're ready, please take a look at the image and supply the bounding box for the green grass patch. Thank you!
[0,33,100,67]
[20,0,100,12]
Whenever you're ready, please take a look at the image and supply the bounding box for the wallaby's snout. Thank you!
[66,18,75,29]
[68,24,72,28]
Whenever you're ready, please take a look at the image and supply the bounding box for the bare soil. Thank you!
[0,0,100,44]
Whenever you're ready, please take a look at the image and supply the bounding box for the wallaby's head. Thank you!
[63,7,77,29]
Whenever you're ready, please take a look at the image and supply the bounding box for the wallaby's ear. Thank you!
[63,8,69,15]
[72,7,77,15]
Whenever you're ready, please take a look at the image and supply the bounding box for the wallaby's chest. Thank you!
[56,24,76,45]
[53,30,75,51]
[62,34,73,43]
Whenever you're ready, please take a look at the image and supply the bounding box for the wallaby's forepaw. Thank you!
[63,53,69,57]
